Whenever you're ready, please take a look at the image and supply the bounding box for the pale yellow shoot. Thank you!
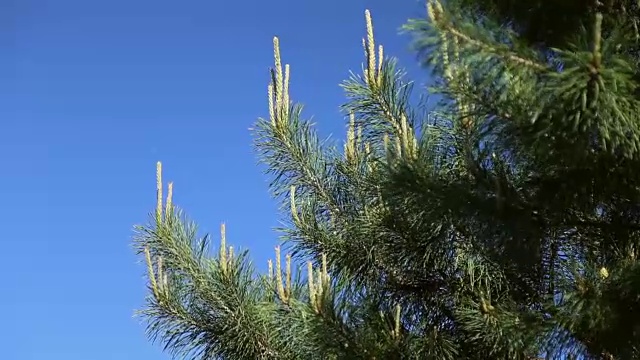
[220,223,227,273]
[156,162,163,224]
[599,267,609,279]
[285,253,292,298]
[290,185,300,223]
[345,113,356,161]
[364,10,377,86]
[270,37,291,128]
[165,182,173,216]
[307,261,317,311]
[275,246,286,301]
[273,37,284,111]
[145,247,159,298]
[283,64,290,118]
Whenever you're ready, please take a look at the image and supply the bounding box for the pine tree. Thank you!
[402,0,640,358]
[134,2,640,359]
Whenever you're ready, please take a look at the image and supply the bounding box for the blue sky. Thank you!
[4,0,428,358]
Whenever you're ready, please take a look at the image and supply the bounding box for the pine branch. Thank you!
[134,2,640,358]
[340,12,418,158]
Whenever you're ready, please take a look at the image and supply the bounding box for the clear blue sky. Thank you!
[4,0,427,358]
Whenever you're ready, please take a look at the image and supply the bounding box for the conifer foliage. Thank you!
[134,2,640,359]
